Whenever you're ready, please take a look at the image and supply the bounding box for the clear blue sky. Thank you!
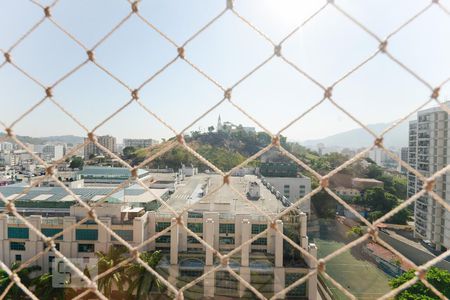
[1,0,449,144]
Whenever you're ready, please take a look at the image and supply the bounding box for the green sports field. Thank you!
[315,238,392,300]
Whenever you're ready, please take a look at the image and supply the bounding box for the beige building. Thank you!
[84,135,117,158]
[408,103,450,251]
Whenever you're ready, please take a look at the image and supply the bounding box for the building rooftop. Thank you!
[77,166,149,178]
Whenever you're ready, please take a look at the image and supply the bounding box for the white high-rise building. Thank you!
[408,102,450,251]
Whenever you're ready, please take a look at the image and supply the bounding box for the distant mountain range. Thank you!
[0,133,84,145]
[300,122,409,150]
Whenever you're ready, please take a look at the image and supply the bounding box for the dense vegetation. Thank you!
[389,267,450,299]
[312,163,410,224]
[122,128,287,171]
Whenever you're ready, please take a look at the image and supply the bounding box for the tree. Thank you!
[0,262,41,299]
[207,126,214,133]
[126,251,164,299]
[96,246,129,298]
[69,156,84,170]
[122,146,137,159]
[32,272,76,300]
[347,226,364,237]
[389,267,450,299]
[366,164,383,178]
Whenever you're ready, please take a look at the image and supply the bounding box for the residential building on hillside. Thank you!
[123,138,158,149]
[408,103,450,251]
[83,135,117,158]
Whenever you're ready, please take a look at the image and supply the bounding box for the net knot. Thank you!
[87,132,96,142]
[87,50,95,62]
[175,292,184,300]
[130,248,139,259]
[130,168,138,180]
[176,134,185,144]
[87,209,97,220]
[177,47,185,59]
[5,201,15,213]
[224,88,232,100]
[45,87,53,98]
[320,176,329,188]
[415,266,427,280]
[272,135,280,147]
[379,40,388,53]
[318,259,326,272]
[223,174,230,185]
[44,6,51,17]
[374,137,383,147]
[432,0,440,3]
[4,52,11,63]
[45,238,55,248]
[327,0,334,3]
[270,221,277,230]
[431,87,440,99]
[324,87,333,98]
[131,1,139,13]
[46,166,55,176]
[226,0,233,9]
[274,45,282,57]
[221,257,229,267]
[424,179,435,192]
[5,128,13,137]
[132,89,139,100]
[367,226,378,240]
[9,273,20,283]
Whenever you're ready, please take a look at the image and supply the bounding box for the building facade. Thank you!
[0,205,317,299]
[84,135,117,158]
[123,138,158,149]
[400,147,409,174]
[408,104,450,251]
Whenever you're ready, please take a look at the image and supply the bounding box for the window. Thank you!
[219,223,235,234]
[156,236,171,243]
[156,222,171,232]
[188,223,203,233]
[111,230,133,241]
[188,212,203,219]
[44,243,60,251]
[75,229,98,241]
[283,184,290,197]
[42,228,63,240]
[299,185,306,197]
[15,254,22,262]
[252,238,267,245]
[8,227,29,239]
[187,236,200,244]
[252,224,267,234]
[10,242,26,251]
[78,244,95,253]
[219,237,235,245]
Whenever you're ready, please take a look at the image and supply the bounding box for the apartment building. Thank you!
[408,103,450,251]
[84,135,117,158]
[123,138,158,149]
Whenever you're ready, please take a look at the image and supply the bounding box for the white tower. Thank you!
[217,115,223,132]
